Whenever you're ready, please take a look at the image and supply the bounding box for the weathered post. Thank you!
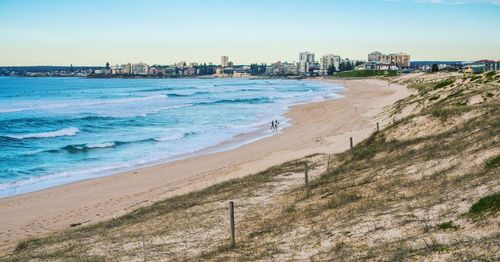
[141,234,147,262]
[350,137,353,150]
[376,122,380,132]
[304,163,309,191]
[229,201,236,248]
[326,155,331,172]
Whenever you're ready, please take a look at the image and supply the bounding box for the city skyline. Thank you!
[1,0,499,66]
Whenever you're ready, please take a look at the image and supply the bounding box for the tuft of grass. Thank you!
[434,79,454,89]
[326,192,361,209]
[424,238,450,253]
[467,192,500,219]
[485,155,500,169]
[470,75,482,82]
[429,95,440,101]
[437,221,459,231]
[485,71,496,78]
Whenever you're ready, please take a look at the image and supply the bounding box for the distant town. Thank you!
[1,51,499,78]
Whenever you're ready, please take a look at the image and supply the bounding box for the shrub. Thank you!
[485,71,496,78]
[429,95,440,101]
[434,79,454,89]
[468,192,500,219]
[437,221,459,230]
[485,155,500,169]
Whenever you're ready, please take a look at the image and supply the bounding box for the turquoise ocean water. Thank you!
[0,77,343,197]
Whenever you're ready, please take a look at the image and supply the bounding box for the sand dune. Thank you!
[0,78,411,254]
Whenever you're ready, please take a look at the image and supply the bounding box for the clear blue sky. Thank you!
[1,0,499,66]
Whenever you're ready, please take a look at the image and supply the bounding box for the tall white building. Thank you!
[320,54,342,74]
[299,52,315,63]
[221,56,229,68]
[299,51,315,74]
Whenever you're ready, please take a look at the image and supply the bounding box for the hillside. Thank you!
[2,72,499,261]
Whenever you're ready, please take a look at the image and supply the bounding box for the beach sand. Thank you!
[0,78,411,254]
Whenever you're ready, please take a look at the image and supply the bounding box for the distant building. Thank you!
[215,67,235,77]
[110,64,122,75]
[364,61,398,71]
[320,54,341,74]
[221,56,229,68]
[464,60,500,73]
[132,63,149,75]
[266,61,298,76]
[368,51,410,69]
[299,51,315,75]
[233,68,251,78]
[122,63,132,74]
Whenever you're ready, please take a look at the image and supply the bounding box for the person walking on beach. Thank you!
[271,121,275,131]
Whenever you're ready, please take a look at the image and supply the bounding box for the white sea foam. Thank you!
[85,142,115,149]
[159,103,193,110]
[0,94,168,113]
[154,133,185,142]
[6,127,80,140]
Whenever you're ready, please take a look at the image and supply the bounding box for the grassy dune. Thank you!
[2,72,499,261]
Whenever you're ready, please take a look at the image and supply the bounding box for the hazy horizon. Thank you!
[1,0,499,66]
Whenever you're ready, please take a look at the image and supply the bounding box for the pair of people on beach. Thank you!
[271,120,280,132]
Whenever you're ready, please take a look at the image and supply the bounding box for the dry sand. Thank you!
[0,78,411,254]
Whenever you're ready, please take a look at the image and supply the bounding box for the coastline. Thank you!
[0,78,411,254]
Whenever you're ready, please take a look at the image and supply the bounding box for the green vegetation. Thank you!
[332,70,399,78]
[433,79,454,89]
[437,221,459,230]
[471,75,482,82]
[485,154,500,169]
[429,95,440,101]
[485,71,496,78]
[468,193,500,219]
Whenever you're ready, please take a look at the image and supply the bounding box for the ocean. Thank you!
[0,77,343,197]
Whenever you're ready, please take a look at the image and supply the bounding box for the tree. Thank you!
[346,61,352,71]
[327,65,336,76]
[105,62,110,69]
[431,64,439,73]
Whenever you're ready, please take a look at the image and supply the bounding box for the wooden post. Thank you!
[376,122,380,132]
[326,155,331,172]
[229,201,236,248]
[350,137,353,150]
[141,234,147,262]
[304,163,309,191]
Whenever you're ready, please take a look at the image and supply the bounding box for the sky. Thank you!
[0,0,499,66]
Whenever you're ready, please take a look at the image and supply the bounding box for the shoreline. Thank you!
[0,78,411,254]
[0,80,342,198]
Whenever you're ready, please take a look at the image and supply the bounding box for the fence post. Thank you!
[304,163,309,191]
[229,201,236,248]
[350,137,353,150]
[141,234,147,262]
[326,155,331,172]
[377,122,380,132]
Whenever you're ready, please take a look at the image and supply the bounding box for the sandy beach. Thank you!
[0,78,411,254]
